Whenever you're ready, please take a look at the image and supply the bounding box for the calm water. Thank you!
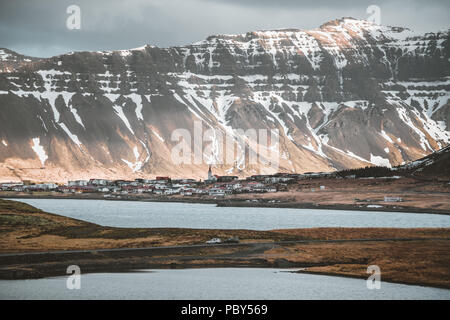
[0,268,448,300]
[8,198,450,230]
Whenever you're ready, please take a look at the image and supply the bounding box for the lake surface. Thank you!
[8,198,450,230]
[0,268,448,300]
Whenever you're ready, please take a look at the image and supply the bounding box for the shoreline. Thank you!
[1,242,450,291]
[1,198,449,290]
[292,269,450,291]
[2,193,449,215]
[4,262,450,292]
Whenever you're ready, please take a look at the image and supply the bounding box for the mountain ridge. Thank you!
[0,17,449,182]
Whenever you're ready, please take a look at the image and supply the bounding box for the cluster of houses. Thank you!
[0,168,338,197]
[0,181,59,191]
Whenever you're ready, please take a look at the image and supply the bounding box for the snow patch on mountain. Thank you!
[122,145,150,172]
[58,123,82,147]
[370,153,391,168]
[152,131,165,142]
[113,104,134,134]
[31,138,48,166]
[127,93,144,121]
[380,130,394,143]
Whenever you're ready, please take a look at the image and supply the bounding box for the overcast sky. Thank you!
[0,0,449,57]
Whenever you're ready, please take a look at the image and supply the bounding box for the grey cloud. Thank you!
[0,0,448,58]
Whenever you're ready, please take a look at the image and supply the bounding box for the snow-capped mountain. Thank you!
[0,17,449,182]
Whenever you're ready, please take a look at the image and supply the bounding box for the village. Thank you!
[0,166,339,198]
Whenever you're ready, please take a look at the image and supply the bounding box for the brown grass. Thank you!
[274,240,450,289]
[1,198,449,253]
[219,177,450,211]
[1,198,450,288]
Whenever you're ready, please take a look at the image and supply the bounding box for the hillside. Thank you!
[336,145,450,179]
[0,17,449,182]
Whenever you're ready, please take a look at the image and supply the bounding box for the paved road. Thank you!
[1,237,447,258]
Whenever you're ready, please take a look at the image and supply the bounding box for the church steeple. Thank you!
[208,165,213,180]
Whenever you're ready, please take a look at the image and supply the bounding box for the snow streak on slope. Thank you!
[113,105,134,135]
[121,145,150,172]
[31,138,48,166]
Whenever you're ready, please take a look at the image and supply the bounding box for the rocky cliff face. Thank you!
[0,17,449,182]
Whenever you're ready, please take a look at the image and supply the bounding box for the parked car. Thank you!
[223,237,240,244]
[205,238,222,244]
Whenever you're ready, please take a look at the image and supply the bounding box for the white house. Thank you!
[68,180,88,187]
[384,196,402,202]
[208,188,232,196]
